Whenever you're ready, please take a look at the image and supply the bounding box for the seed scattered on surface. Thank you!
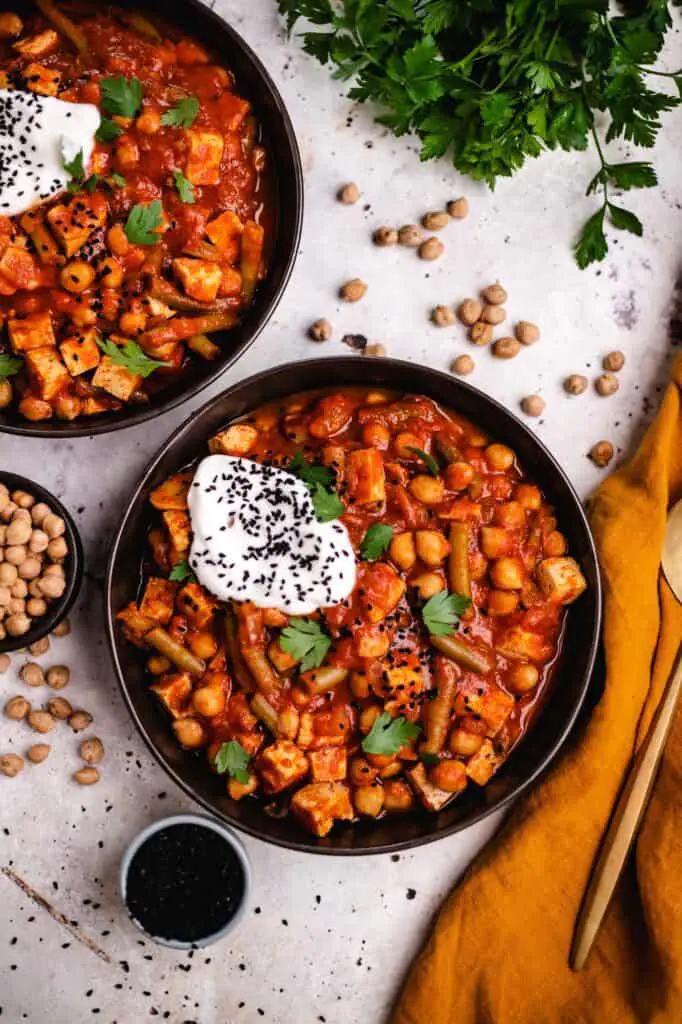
[595,373,619,397]
[602,350,625,372]
[451,355,475,376]
[337,182,359,204]
[481,282,507,305]
[446,197,468,219]
[564,374,588,396]
[397,224,423,247]
[481,305,506,325]
[0,653,10,674]
[339,278,367,303]
[46,665,70,689]
[69,710,93,732]
[5,695,30,720]
[308,318,332,342]
[457,299,483,326]
[20,662,45,687]
[363,343,387,357]
[27,743,50,764]
[431,305,455,327]
[418,236,444,261]
[421,210,449,231]
[469,321,493,346]
[515,321,540,345]
[372,226,398,247]
[27,710,55,734]
[28,636,50,655]
[74,766,100,786]
[521,395,545,417]
[492,337,522,359]
[590,440,615,468]
[51,618,70,637]
[80,737,104,764]
[0,753,24,777]
[46,696,72,720]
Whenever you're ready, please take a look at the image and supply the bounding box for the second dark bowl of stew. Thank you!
[105,357,602,856]
[0,0,302,437]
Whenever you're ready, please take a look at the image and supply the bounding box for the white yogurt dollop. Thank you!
[0,89,100,216]
[188,455,357,615]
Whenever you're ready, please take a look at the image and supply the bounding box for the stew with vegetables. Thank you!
[117,388,588,838]
[0,1,270,423]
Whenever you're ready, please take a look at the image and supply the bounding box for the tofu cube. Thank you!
[47,193,108,257]
[23,62,60,96]
[176,581,217,629]
[185,129,224,185]
[454,683,514,737]
[346,448,386,505]
[8,311,55,353]
[408,762,463,811]
[173,257,222,303]
[536,557,587,605]
[92,355,141,401]
[138,577,178,626]
[0,246,41,289]
[24,345,70,400]
[20,210,60,265]
[257,740,309,794]
[116,601,156,643]
[290,782,353,837]
[205,209,242,256]
[150,472,193,510]
[465,739,505,786]
[208,423,259,456]
[162,510,191,561]
[60,329,101,376]
[308,746,347,783]
[360,562,406,624]
[150,672,193,719]
[496,626,554,664]
[13,29,59,57]
[82,393,119,416]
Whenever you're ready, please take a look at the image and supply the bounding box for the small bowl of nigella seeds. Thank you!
[120,814,252,948]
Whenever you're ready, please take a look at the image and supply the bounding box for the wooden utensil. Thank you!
[570,499,682,971]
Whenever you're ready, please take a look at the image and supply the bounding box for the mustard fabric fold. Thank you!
[393,354,682,1024]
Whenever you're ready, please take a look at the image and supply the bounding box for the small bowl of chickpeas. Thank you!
[0,473,83,653]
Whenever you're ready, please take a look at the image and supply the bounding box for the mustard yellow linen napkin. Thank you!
[393,354,682,1024]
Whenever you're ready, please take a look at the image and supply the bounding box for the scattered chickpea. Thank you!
[364,343,387,357]
[417,236,444,261]
[339,278,367,303]
[481,305,506,325]
[51,618,71,638]
[27,598,47,617]
[521,395,545,417]
[469,322,493,346]
[492,337,521,359]
[46,696,72,720]
[595,373,619,397]
[397,224,423,247]
[431,305,455,327]
[0,753,24,778]
[19,662,45,688]
[515,321,540,345]
[46,665,70,690]
[68,710,93,732]
[421,210,450,231]
[372,226,398,247]
[602,350,625,372]
[74,766,100,786]
[589,440,615,468]
[337,182,359,204]
[451,355,475,376]
[27,743,51,764]
[4,695,30,720]
[79,737,104,765]
[457,299,483,326]
[446,197,468,219]
[27,710,55,734]
[308,318,332,342]
[481,282,507,305]
[29,636,50,655]
[563,374,588,396]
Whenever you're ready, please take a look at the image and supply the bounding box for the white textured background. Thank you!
[2,1,682,1022]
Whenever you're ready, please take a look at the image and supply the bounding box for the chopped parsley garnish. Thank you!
[280,618,332,671]
[96,118,123,143]
[214,740,250,784]
[169,560,196,583]
[406,446,439,478]
[173,169,195,204]
[62,145,85,192]
[422,590,472,637]
[96,337,170,378]
[289,450,343,522]
[161,95,200,128]
[125,200,164,245]
[360,523,393,561]
[109,172,127,188]
[0,354,23,380]
[362,712,421,756]
[419,752,440,766]
[100,75,143,118]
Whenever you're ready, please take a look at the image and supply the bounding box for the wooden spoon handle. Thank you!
[571,642,682,971]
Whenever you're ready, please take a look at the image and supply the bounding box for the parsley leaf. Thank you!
[96,337,170,378]
[608,203,643,237]
[161,95,199,128]
[100,75,143,118]
[109,172,127,188]
[96,118,123,143]
[62,146,85,192]
[574,207,608,270]
[362,712,421,756]
[405,446,439,477]
[173,169,195,204]
[125,200,163,245]
[360,523,393,561]
[169,560,196,583]
[288,450,342,522]
[280,618,332,672]
[214,740,250,784]
[310,483,344,523]
[422,590,472,637]
[0,354,23,380]
[420,751,440,766]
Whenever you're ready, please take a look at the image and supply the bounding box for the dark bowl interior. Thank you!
[0,472,84,654]
[0,0,303,438]
[105,357,602,855]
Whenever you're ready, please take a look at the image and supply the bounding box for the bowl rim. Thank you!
[105,356,603,856]
[119,812,252,949]
[0,0,304,439]
[0,471,84,654]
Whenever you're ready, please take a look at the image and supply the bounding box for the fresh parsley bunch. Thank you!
[278,0,682,267]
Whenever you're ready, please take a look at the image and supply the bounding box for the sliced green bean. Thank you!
[250,693,278,734]
[431,634,493,676]
[145,627,205,677]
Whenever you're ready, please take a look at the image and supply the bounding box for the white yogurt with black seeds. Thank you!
[188,455,356,615]
[0,89,99,216]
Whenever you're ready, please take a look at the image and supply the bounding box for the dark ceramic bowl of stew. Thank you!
[105,357,602,856]
[0,0,302,437]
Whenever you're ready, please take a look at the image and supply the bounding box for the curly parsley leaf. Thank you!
[360,523,393,561]
[214,740,250,784]
[100,75,143,118]
[173,169,195,204]
[125,200,164,245]
[280,618,332,672]
[169,560,196,583]
[405,446,439,478]
[96,117,123,143]
[96,337,170,378]
[362,712,421,756]
[422,590,472,637]
[161,95,199,128]
[311,483,344,523]
[0,354,23,380]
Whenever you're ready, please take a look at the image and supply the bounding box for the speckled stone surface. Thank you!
[2,1,682,1022]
